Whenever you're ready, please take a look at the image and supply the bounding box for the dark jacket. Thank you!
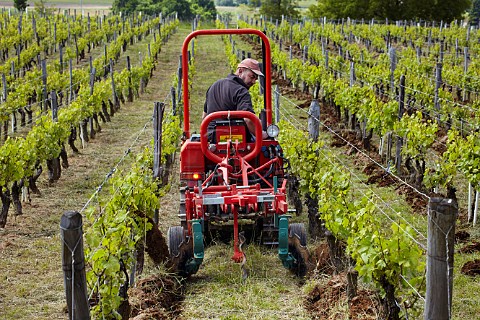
[204,74,254,115]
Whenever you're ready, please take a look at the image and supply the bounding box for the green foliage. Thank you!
[112,0,140,14]
[84,148,160,318]
[278,122,425,314]
[14,0,28,11]
[0,15,179,191]
[113,0,217,20]
[394,111,438,161]
[308,0,472,21]
[191,0,218,20]
[260,0,300,20]
[33,0,55,15]
[471,0,480,25]
[216,0,236,6]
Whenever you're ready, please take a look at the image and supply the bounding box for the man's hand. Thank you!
[262,131,268,140]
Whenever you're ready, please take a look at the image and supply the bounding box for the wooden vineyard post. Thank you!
[177,55,182,104]
[463,47,469,102]
[110,58,119,111]
[1,73,6,103]
[171,87,177,117]
[434,63,443,125]
[69,58,73,104]
[59,43,64,74]
[307,99,321,237]
[2,73,7,140]
[126,56,133,102]
[303,46,308,92]
[41,59,48,111]
[425,198,457,320]
[153,102,165,224]
[389,47,396,94]
[308,100,320,142]
[395,75,405,175]
[274,85,280,124]
[473,189,479,225]
[349,61,356,130]
[60,211,90,320]
[47,91,62,182]
[89,67,96,139]
[153,102,165,179]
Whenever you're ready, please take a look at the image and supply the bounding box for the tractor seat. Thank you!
[207,118,253,143]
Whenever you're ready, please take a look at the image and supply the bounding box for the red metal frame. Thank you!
[181,28,273,138]
[200,111,262,163]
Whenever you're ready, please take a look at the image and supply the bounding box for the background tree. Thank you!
[248,0,261,8]
[160,0,193,19]
[308,0,471,21]
[113,0,216,20]
[434,0,472,22]
[471,0,480,25]
[191,0,218,20]
[33,0,54,15]
[14,0,28,11]
[113,0,139,15]
[260,0,300,20]
[216,0,236,6]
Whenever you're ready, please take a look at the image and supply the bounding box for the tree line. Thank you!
[113,0,217,19]
[239,0,475,23]
[307,0,472,22]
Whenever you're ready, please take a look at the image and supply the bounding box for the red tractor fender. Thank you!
[200,111,262,163]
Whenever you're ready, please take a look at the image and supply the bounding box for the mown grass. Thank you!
[182,244,310,319]
[452,250,480,319]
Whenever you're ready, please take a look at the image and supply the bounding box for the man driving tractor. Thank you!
[202,58,269,140]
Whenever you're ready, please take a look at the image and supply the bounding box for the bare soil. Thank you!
[455,230,471,243]
[461,259,480,276]
[305,273,380,320]
[459,241,480,254]
[128,274,184,319]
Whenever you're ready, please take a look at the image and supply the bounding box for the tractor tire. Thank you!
[289,223,307,246]
[167,226,185,257]
[167,226,193,277]
[288,223,309,277]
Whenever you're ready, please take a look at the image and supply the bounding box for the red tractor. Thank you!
[167,29,308,277]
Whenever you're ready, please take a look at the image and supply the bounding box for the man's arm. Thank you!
[245,118,268,139]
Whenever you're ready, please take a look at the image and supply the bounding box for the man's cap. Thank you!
[237,58,264,77]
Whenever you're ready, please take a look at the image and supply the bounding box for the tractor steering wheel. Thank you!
[200,111,263,163]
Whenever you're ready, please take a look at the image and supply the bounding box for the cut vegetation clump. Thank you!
[128,273,185,319]
[305,273,381,320]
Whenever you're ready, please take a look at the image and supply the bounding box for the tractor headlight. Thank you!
[266,124,279,138]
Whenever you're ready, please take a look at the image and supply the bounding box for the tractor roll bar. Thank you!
[181,28,272,139]
[200,111,263,163]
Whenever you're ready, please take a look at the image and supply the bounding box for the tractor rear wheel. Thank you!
[289,223,307,246]
[167,226,193,277]
[167,226,185,256]
[288,223,309,277]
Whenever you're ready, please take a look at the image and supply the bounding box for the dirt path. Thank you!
[0,24,191,319]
